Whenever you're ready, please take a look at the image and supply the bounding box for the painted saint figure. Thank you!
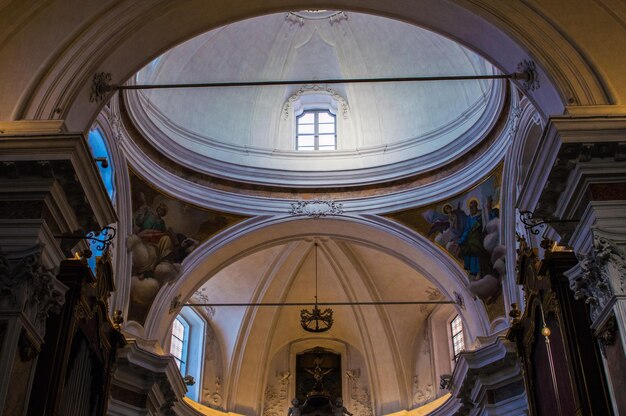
[458,199,490,278]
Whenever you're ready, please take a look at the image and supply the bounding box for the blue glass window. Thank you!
[87,127,115,200]
[86,127,116,270]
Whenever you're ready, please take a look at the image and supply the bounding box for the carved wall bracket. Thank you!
[519,210,579,235]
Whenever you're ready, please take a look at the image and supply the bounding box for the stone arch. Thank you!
[143,215,490,348]
[1,1,615,132]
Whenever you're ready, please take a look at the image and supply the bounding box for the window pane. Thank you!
[319,135,336,147]
[172,318,185,339]
[450,315,465,358]
[451,316,462,334]
[298,146,315,151]
[318,112,335,123]
[298,113,315,124]
[318,123,335,134]
[297,136,315,148]
[298,124,315,134]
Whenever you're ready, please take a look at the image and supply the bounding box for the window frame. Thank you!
[296,109,337,151]
[169,308,206,402]
[171,316,190,375]
[450,314,465,362]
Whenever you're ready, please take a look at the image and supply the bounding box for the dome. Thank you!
[127,11,505,187]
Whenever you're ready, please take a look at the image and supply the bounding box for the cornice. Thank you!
[121,78,506,189]
[115,88,514,215]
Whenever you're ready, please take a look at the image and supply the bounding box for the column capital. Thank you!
[0,246,67,339]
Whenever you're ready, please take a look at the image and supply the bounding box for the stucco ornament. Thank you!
[345,368,373,416]
[289,200,344,218]
[283,84,349,120]
[263,371,291,416]
[0,250,65,324]
[413,375,434,406]
[570,233,625,322]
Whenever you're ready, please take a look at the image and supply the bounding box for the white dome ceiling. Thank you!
[128,11,504,187]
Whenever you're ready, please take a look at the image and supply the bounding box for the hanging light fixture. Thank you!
[300,243,334,333]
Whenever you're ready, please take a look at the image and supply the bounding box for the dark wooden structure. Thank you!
[26,252,125,416]
[507,237,612,415]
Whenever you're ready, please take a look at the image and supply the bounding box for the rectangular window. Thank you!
[451,315,465,361]
[171,317,188,374]
[296,110,336,150]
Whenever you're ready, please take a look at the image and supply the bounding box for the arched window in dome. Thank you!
[296,109,337,150]
[169,308,205,401]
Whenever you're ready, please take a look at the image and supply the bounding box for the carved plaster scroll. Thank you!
[262,371,291,416]
[282,85,349,120]
[345,368,373,416]
[203,376,223,409]
[412,375,434,407]
[289,200,344,218]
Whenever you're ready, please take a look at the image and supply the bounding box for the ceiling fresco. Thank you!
[127,169,248,324]
[386,166,505,321]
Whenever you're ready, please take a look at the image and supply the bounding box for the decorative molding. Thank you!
[282,84,349,120]
[0,120,66,134]
[191,287,215,319]
[412,375,434,407]
[454,292,465,310]
[346,368,373,416]
[169,294,182,314]
[202,376,223,409]
[90,72,113,103]
[289,200,344,218]
[123,79,506,196]
[596,314,616,345]
[569,232,625,323]
[515,60,539,92]
[262,371,290,416]
[0,250,65,324]
[285,11,348,27]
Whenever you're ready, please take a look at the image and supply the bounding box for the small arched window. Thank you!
[450,315,465,362]
[296,109,337,150]
[169,308,205,401]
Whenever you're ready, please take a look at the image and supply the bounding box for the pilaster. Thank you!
[0,247,67,415]
[0,128,117,415]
